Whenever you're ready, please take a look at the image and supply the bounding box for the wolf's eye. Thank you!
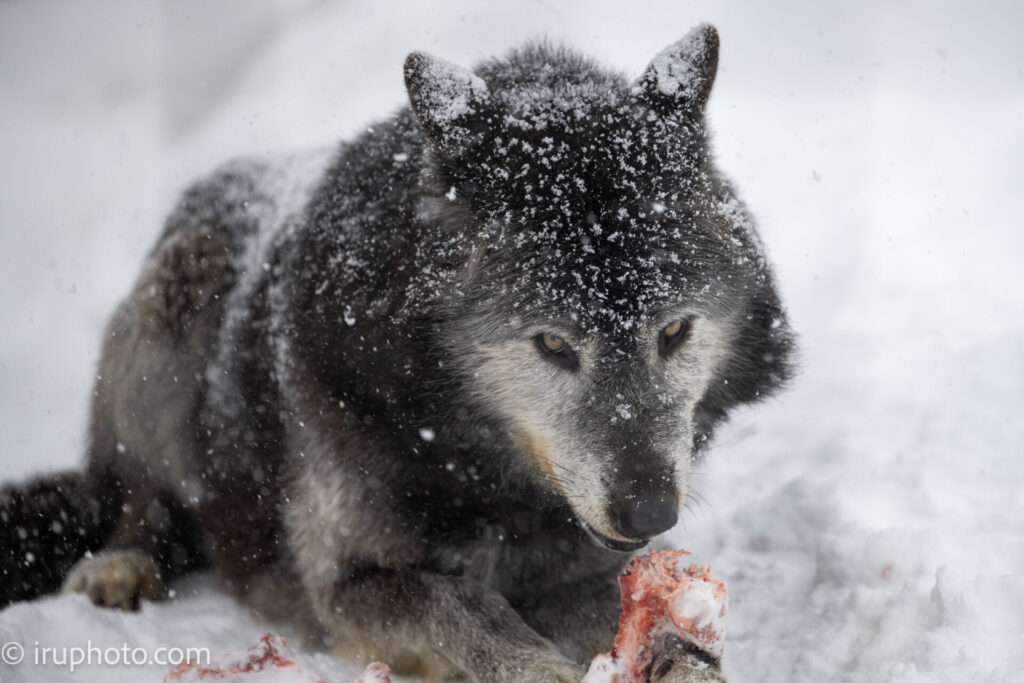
[541,332,565,352]
[535,333,579,370]
[658,318,692,359]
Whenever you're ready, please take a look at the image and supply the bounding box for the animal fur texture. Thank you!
[0,24,793,682]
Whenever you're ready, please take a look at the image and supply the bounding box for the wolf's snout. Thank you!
[611,497,679,539]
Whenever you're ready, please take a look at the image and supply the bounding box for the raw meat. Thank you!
[164,633,390,683]
[583,550,728,683]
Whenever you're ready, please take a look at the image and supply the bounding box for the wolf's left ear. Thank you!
[635,24,719,116]
[405,51,490,147]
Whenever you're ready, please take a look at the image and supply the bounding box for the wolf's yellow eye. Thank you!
[541,332,565,353]
[658,317,692,359]
[535,332,579,370]
[663,320,684,337]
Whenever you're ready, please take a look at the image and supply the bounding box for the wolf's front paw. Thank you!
[649,635,725,683]
[62,549,164,610]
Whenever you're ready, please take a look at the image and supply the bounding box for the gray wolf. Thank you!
[0,24,793,682]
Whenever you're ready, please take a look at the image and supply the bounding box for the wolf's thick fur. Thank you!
[0,25,792,682]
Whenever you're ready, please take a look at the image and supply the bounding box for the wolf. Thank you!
[0,24,793,682]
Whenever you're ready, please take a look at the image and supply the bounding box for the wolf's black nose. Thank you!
[612,498,679,539]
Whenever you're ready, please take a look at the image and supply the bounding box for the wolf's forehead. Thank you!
[514,259,677,336]
[469,95,705,240]
[484,220,722,338]
[471,129,723,336]
[486,107,691,193]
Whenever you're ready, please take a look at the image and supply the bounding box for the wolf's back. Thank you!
[0,471,115,607]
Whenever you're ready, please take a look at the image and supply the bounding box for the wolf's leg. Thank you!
[62,486,202,610]
[284,420,582,680]
[62,548,163,610]
[61,220,228,611]
[311,568,584,682]
[520,573,622,665]
[649,635,725,682]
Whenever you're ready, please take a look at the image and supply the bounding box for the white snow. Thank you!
[0,577,383,683]
[2,1,1023,682]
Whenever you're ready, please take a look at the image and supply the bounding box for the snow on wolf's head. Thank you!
[406,25,794,551]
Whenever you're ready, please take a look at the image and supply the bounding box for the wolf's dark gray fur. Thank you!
[1,24,792,682]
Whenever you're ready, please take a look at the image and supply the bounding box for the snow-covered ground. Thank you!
[1,1,1022,681]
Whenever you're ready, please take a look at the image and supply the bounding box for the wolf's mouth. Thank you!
[579,520,649,553]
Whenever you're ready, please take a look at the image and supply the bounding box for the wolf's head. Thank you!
[405,26,794,551]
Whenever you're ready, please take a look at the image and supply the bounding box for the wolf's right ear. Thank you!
[405,52,490,147]
[635,24,719,117]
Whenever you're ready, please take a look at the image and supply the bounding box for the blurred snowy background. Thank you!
[1,1,1022,681]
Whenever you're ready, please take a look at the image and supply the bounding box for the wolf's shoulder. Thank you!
[158,146,335,253]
